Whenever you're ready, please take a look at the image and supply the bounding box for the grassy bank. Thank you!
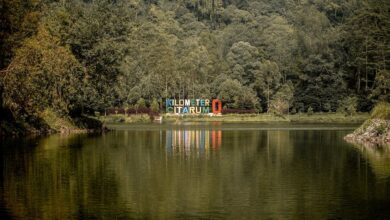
[99,114,152,123]
[100,112,369,124]
[2,111,369,137]
[0,109,103,137]
[40,109,103,134]
[164,113,368,123]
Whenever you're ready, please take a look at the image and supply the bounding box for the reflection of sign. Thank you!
[166,130,222,156]
[165,99,222,114]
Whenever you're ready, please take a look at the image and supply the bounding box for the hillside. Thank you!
[0,0,389,134]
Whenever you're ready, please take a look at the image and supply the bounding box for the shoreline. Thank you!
[344,103,390,146]
[0,126,108,139]
[0,112,107,138]
[1,113,369,138]
[100,113,369,124]
[344,119,390,146]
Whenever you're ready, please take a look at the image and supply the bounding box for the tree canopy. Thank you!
[0,0,389,122]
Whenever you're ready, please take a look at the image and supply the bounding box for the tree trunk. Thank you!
[365,36,368,91]
[165,74,168,99]
[0,83,3,117]
[357,69,361,93]
[383,40,386,71]
[211,0,215,29]
[267,84,270,112]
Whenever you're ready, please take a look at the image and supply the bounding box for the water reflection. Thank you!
[0,125,390,219]
[351,143,390,180]
[166,129,221,156]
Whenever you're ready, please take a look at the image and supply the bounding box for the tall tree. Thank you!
[342,1,390,96]
[2,26,86,117]
[251,60,282,111]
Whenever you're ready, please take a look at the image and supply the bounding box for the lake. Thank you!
[1,122,390,219]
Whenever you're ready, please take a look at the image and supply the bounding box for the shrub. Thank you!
[222,109,257,114]
[371,102,390,119]
[307,106,313,115]
[376,123,387,135]
[136,98,146,109]
[337,96,358,116]
[323,103,332,112]
[150,98,160,113]
[290,108,297,115]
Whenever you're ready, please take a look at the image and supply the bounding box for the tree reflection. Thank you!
[1,128,390,219]
[1,134,132,219]
[350,142,390,180]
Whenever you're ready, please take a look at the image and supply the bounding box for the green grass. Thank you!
[371,102,390,119]
[288,113,368,123]
[163,113,289,122]
[40,109,102,133]
[100,114,151,123]
[40,109,78,132]
[101,112,368,124]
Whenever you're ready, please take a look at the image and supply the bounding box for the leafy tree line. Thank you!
[0,0,389,126]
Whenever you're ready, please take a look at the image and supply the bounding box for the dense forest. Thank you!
[0,0,389,132]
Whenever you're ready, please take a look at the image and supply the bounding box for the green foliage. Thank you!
[2,26,87,117]
[233,87,261,111]
[341,1,390,109]
[101,114,150,124]
[40,108,76,132]
[0,0,44,68]
[371,70,390,102]
[307,106,314,116]
[269,82,294,115]
[376,123,387,135]
[337,96,358,116]
[290,108,297,115]
[150,98,160,112]
[136,98,146,109]
[370,102,390,120]
[217,78,259,110]
[323,103,332,113]
[251,60,282,111]
[294,54,347,112]
[1,0,389,133]
[217,79,243,106]
[226,41,260,85]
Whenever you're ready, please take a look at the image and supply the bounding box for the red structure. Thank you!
[212,99,222,114]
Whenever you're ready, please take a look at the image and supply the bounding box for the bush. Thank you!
[40,109,76,131]
[323,103,332,112]
[136,98,146,109]
[337,96,358,116]
[150,98,160,112]
[106,108,126,115]
[307,106,313,115]
[376,123,387,135]
[222,109,257,114]
[73,116,103,129]
[290,108,297,114]
[370,102,390,119]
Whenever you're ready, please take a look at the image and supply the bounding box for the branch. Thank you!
[0,60,15,75]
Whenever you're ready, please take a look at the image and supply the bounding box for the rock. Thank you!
[344,119,390,145]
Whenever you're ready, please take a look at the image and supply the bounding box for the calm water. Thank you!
[1,122,390,219]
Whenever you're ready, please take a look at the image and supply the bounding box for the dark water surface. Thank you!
[1,122,390,219]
